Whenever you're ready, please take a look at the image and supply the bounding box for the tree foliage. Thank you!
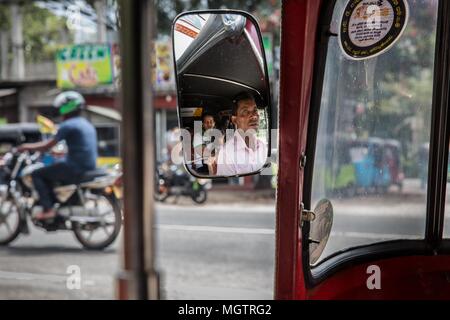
[0,4,10,30]
[349,1,438,176]
[155,0,280,37]
[22,3,72,63]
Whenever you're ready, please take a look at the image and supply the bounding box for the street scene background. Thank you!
[0,0,448,300]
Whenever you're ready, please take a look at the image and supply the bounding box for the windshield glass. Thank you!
[310,0,438,265]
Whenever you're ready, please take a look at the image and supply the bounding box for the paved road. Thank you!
[156,204,276,300]
[0,203,277,300]
[1,191,450,299]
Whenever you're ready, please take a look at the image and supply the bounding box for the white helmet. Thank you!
[53,91,86,116]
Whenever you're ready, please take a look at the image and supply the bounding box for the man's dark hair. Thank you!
[232,91,256,116]
[202,113,215,122]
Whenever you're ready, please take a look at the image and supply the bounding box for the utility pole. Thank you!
[10,2,24,79]
[0,30,8,79]
[95,0,107,43]
[117,0,160,300]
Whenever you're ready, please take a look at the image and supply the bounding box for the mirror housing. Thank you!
[172,10,272,179]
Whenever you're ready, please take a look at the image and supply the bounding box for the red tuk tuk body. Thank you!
[276,0,450,300]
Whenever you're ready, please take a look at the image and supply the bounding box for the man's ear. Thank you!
[231,116,237,126]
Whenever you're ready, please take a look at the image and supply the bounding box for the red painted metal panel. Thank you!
[277,0,450,300]
[308,256,450,300]
[275,0,322,300]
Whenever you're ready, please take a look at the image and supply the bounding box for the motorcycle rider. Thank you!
[18,91,98,221]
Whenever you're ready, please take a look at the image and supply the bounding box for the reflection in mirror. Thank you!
[173,12,271,178]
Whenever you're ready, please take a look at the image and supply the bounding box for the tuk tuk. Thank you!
[325,137,399,196]
[350,138,391,193]
[167,0,450,300]
[323,136,357,197]
[0,123,44,184]
[116,0,450,301]
[0,123,43,155]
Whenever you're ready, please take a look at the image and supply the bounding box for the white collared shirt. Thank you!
[193,130,216,167]
[216,130,267,176]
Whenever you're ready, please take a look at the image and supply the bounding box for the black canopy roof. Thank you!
[176,14,268,109]
[0,123,42,144]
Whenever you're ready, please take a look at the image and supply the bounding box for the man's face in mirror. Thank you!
[232,98,260,132]
[203,115,215,131]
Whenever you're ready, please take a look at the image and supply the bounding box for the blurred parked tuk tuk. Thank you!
[325,137,404,196]
[0,123,43,155]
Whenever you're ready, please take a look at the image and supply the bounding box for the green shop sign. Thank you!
[56,44,113,89]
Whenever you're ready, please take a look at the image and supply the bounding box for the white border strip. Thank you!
[156,224,420,240]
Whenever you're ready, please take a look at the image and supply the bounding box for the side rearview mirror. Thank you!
[309,199,334,265]
[172,10,272,178]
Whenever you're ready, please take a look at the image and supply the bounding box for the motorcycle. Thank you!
[0,149,123,250]
[154,162,210,204]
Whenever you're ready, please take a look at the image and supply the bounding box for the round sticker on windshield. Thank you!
[339,0,409,60]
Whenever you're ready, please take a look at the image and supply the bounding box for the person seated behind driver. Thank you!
[193,113,218,175]
[216,92,267,176]
[18,91,98,221]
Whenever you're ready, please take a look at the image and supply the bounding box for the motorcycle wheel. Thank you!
[72,192,122,250]
[0,194,22,245]
[154,185,169,202]
[192,189,207,204]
